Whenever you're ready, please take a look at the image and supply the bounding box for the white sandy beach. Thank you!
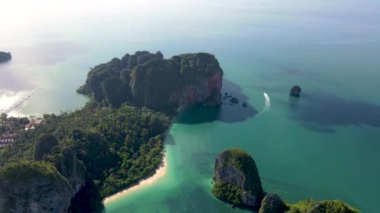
[103,155,168,204]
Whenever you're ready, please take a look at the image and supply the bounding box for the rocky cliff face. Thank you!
[0,149,88,213]
[258,194,288,213]
[169,69,222,107]
[213,149,360,213]
[213,148,264,208]
[78,51,223,111]
[0,161,75,213]
[290,85,302,97]
[50,147,86,194]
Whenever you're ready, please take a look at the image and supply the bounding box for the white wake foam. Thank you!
[257,92,270,116]
[263,92,270,111]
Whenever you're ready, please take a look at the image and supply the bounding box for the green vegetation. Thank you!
[212,182,242,206]
[78,51,222,111]
[0,160,74,211]
[0,102,170,212]
[0,161,67,185]
[0,50,223,212]
[0,113,28,136]
[212,148,264,208]
[34,134,59,160]
[287,199,359,213]
[213,148,360,212]
[221,148,263,192]
[213,148,265,208]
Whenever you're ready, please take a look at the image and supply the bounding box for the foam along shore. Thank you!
[103,154,168,204]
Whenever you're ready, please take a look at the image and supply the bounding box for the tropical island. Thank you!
[0,51,12,63]
[77,51,223,111]
[0,51,360,212]
[0,51,224,212]
[212,148,359,213]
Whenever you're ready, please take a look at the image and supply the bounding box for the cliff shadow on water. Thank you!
[284,91,380,133]
[174,79,258,124]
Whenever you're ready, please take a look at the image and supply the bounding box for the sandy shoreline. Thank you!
[103,155,168,204]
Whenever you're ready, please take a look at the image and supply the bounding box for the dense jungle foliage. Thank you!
[0,102,170,212]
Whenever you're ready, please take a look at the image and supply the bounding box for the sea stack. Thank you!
[0,51,11,63]
[212,148,264,208]
[290,85,301,97]
[212,148,360,213]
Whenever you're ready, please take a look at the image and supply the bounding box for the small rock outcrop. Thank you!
[0,161,74,213]
[213,149,360,212]
[213,148,264,208]
[0,51,11,63]
[258,194,288,213]
[290,85,302,97]
[229,97,239,104]
[78,51,223,111]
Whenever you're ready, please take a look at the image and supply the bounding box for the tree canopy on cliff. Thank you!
[34,134,59,161]
[0,50,223,212]
[77,51,223,111]
[0,102,170,212]
[213,148,359,213]
[213,148,264,208]
[287,199,359,213]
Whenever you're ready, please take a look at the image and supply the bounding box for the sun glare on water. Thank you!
[0,0,177,30]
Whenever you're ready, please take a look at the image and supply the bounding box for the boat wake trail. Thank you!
[257,92,270,116]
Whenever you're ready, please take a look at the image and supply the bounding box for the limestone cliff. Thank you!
[0,148,88,213]
[259,194,288,213]
[213,148,360,213]
[0,161,74,213]
[78,51,223,111]
[48,147,87,194]
[213,148,264,208]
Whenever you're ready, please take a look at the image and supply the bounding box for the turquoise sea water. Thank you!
[1,0,380,212]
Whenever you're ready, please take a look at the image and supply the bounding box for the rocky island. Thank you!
[213,148,264,208]
[0,51,223,212]
[0,50,360,212]
[212,148,359,213]
[77,51,223,112]
[0,52,11,63]
[290,85,302,97]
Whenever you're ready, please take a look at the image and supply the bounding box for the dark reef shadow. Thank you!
[283,91,380,133]
[175,79,258,124]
